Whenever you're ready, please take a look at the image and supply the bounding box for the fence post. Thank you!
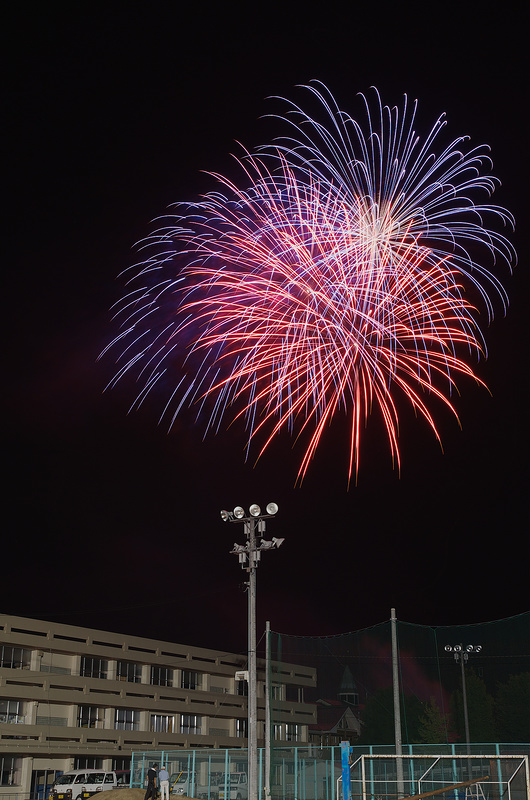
[341,741,352,800]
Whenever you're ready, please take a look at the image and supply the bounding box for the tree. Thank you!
[495,673,530,742]
[358,687,423,745]
[451,670,495,743]
[416,696,451,744]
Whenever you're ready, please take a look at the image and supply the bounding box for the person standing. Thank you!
[144,763,158,800]
[158,765,169,800]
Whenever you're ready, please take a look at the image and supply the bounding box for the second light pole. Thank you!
[444,643,482,752]
[221,502,284,800]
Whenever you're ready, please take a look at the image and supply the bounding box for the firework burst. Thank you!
[102,82,515,483]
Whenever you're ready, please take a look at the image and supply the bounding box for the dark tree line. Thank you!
[357,672,529,745]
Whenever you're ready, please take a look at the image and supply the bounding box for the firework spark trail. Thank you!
[102,83,515,482]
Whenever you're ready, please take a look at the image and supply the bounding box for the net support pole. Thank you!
[391,608,405,798]
[265,620,271,800]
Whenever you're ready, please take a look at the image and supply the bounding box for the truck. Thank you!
[217,772,248,800]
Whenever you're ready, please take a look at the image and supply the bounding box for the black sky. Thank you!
[4,3,529,655]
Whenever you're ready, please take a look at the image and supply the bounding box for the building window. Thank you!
[235,718,247,738]
[0,756,22,786]
[150,666,172,687]
[0,647,30,669]
[273,724,282,741]
[112,758,131,771]
[286,723,302,742]
[180,714,201,735]
[271,684,283,700]
[0,700,24,724]
[114,709,140,730]
[74,759,102,770]
[150,714,174,733]
[181,670,200,690]
[80,657,108,679]
[286,685,304,703]
[236,680,248,696]
[78,706,104,729]
[116,661,142,683]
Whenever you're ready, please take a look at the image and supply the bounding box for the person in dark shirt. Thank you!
[144,763,158,800]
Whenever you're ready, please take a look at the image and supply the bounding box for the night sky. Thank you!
[5,3,528,656]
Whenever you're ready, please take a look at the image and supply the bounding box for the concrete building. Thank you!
[0,614,316,799]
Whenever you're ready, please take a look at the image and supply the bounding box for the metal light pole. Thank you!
[444,644,482,753]
[221,503,284,800]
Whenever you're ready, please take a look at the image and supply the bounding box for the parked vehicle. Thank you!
[170,771,219,799]
[115,771,131,788]
[170,771,192,795]
[217,772,248,800]
[50,770,119,800]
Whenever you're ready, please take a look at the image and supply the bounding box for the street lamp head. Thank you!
[266,502,278,515]
[444,645,453,652]
[233,506,246,519]
[220,510,233,522]
[249,504,261,517]
[453,644,462,652]
[474,645,482,653]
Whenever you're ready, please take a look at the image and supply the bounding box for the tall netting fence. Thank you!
[130,614,528,800]
[268,613,529,749]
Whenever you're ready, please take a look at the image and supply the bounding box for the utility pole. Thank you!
[391,609,405,798]
[265,620,271,800]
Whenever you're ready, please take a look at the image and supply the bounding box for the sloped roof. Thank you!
[309,701,360,733]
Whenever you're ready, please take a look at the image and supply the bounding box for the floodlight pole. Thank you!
[222,504,283,800]
[247,515,258,800]
[459,650,471,753]
[444,643,482,775]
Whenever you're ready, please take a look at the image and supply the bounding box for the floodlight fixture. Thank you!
[259,539,274,550]
[266,502,278,515]
[220,510,232,522]
[249,504,261,516]
[233,506,245,519]
[272,536,284,547]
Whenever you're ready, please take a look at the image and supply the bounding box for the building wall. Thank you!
[0,614,316,798]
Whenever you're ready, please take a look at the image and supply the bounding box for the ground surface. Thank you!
[104,791,193,800]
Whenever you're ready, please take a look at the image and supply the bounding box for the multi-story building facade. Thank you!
[0,614,316,799]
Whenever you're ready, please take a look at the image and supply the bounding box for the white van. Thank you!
[170,772,196,795]
[51,770,118,799]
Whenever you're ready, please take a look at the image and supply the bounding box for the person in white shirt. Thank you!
[158,766,170,800]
